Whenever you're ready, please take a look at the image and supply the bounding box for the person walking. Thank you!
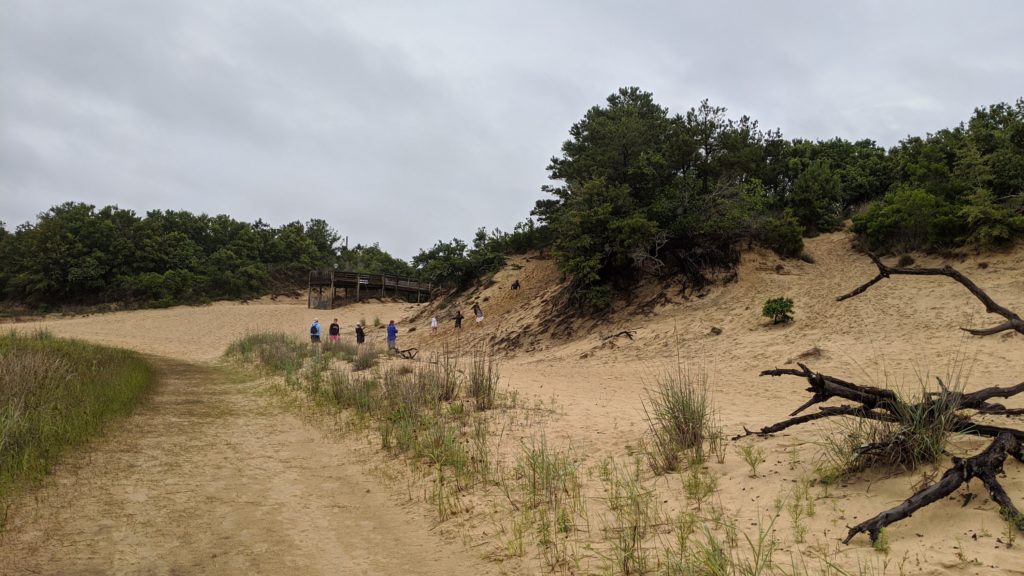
[355,323,365,346]
[472,302,484,325]
[453,310,464,329]
[309,318,322,352]
[431,316,438,334]
[386,320,398,352]
[328,318,341,344]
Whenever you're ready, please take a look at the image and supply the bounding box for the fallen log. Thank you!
[844,431,1024,544]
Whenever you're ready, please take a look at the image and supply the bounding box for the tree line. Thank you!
[0,202,547,308]
[535,88,1023,305]
[1,88,1021,309]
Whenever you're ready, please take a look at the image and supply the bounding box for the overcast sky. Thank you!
[2,1,1022,259]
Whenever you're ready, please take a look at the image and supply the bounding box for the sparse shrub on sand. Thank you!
[762,297,794,324]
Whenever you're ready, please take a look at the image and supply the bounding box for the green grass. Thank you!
[0,330,155,513]
[224,332,310,374]
[642,366,718,474]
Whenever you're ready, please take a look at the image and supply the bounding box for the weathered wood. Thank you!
[844,431,1024,544]
[761,364,899,415]
[732,405,897,440]
[837,253,1024,336]
[602,330,636,342]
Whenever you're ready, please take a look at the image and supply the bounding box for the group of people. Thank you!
[428,301,484,333]
[309,277,521,349]
[309,317,367,347]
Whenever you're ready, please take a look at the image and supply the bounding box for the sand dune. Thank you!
[6,230,1024,574]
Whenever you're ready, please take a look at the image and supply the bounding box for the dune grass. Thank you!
[0,330,155,515]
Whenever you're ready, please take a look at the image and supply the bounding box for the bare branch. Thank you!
[732,405,897,440]
[837,253,1024,336]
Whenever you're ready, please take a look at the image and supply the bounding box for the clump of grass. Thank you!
[327,370,378,417]
[224,331,309,374]
[641,366,718,474]
[819,374,965,477]
[513,434,582,511]
[603,459,658,574]
[468,352,500,411]
[324,340,359,362]
[0,331,155,512]
[420,348,461,402]
[351,345,381,371]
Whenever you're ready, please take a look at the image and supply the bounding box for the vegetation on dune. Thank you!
[1,93,1020,312]
[0,331,154,511]
[536,89,1024,306]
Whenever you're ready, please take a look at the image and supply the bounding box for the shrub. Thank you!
[760,210,805,258]
[958,188,1024,248]
[762,297,794,324]
[852,187,963,253]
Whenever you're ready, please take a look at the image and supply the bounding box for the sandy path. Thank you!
[1,358,496,576]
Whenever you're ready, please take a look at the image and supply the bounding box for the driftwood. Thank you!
[843,431,1024,544]
[602,330,636,342]
[744,253,1024,544]
[837,252,1024,336]
[397,348,418,360]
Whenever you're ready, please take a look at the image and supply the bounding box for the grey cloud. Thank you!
[2,0,1022,258]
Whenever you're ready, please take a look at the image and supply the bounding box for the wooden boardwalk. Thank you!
[308,271,432,309]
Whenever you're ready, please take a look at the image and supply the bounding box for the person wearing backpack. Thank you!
[309,318,322,352]
[355,323,365,345]
[386,320,398,352]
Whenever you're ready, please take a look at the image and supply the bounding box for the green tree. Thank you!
[788,160,843,234]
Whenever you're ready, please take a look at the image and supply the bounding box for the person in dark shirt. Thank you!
[328,319,341,343]
[355,323,365,345]
[453,310,464,329]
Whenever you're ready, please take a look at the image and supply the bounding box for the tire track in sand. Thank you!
[1,358,496,576]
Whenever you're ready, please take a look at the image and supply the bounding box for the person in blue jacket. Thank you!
[309,318,321,352]
[386,320,398,352]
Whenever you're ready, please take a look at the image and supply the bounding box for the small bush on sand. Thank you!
[762,297,794,324]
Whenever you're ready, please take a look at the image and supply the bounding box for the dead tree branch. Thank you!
[837,252,1024,336]
[602,330,636,342]
[844,431,1024,544]
[732,405,897,440]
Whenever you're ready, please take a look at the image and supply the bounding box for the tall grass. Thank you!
[0,331,154,509]
[468,352,500,410]
[642,366,719,473]
[224,332,309,374]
